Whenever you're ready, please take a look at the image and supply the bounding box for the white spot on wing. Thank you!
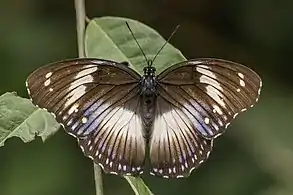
[181,165,185,171]
[173,167,176,173]
[25,81,29,88]
[240,79,245,87]
[218,119,223,127]
[75,67,98,80]
[196,66,228,108]
[206,86,226,107]
[45,72,52,78]
[50,112,56,118]
[238,72,244,79]
[68,103,79,115]
[204,117,210,124]
[190,60,203,65]
[213,105,223,115]
[196,66,223,89]
[99,163,104,169]
[62,115,68,121]
[67,119,73,126]
[214,125,219,131]
[82,117,88,123]
[44,79,51,86]
[72,122,78,130]
[64,85,87,108]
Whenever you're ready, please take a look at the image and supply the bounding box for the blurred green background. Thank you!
[1,0,293,195]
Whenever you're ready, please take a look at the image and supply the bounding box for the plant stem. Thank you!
[74,1,104,195]
[75,0,86,57]
[93,162,104,195]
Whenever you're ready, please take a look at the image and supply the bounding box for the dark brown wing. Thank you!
[26,58,146,175]
[26,58,140,137]
[149,93,213,178]
[156,58,262,139]
[78,92,145,176]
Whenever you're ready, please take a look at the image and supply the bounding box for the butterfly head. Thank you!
[143,65,156,77]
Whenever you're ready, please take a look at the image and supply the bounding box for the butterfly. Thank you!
[26,57,262,178]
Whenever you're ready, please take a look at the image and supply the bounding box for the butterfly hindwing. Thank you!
[78,91,146,175]
[157,58,262,139]
[149,93,213,178]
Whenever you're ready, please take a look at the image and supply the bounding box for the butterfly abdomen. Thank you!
[140,74,157,135]
[141,93,156,127]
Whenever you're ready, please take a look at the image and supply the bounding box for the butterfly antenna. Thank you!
[125,22,149,65]
[151,25,180,65]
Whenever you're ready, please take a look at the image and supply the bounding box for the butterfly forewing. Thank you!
[26,58,140,136]
[157,58,262,139]
[26,58,146,175]
[149,94,213,178]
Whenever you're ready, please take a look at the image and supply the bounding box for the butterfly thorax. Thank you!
[140,66,157,133]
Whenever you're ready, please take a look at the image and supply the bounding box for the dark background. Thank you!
[1,0,293,195]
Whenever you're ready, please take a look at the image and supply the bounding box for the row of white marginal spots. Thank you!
[79,140,143,176]
[150,140,212,178]
[43,65,99,128]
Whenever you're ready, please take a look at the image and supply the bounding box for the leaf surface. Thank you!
[0,92,60,147]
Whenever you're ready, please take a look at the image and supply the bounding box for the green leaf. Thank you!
[85,16,186,75]
[0,92,60,147]
[124,176,154,195]
[85,16,187,195]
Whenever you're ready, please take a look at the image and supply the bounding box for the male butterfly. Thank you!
[26,25,262,179]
